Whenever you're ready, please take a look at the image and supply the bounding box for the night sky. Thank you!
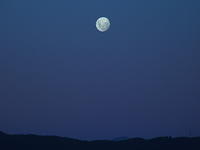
[0,0,200,140]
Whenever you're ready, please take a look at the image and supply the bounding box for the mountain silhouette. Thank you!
[0,131,200,150]
[0,131,6,136]
[112,136,129,141]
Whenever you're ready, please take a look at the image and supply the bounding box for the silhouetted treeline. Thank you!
[0,131,200,150]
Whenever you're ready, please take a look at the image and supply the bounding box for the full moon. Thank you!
[96,17,110,32]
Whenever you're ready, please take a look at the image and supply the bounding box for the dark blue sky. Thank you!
[0,0,200,140]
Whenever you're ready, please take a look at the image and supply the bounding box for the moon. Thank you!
[96,17,110,32]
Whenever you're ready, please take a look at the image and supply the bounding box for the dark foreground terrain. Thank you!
[0,131,200,150]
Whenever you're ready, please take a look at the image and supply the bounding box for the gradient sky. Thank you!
[0,0,200,140]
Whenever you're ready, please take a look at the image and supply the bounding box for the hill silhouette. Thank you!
[0,131,200,150]
[112,136,129,141]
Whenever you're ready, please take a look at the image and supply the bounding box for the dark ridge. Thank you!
[0,131,7,136]
[113,137,129,141]
[0,131,200,150]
